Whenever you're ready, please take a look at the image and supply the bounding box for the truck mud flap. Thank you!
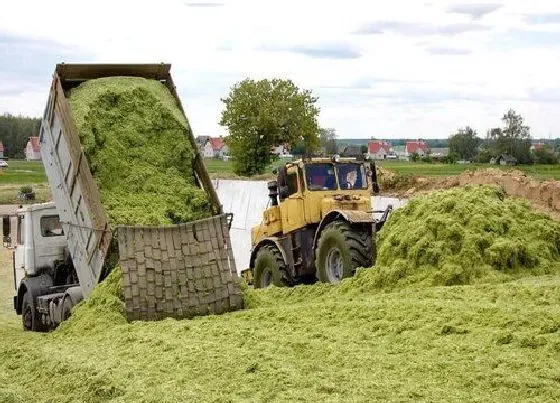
[117,213,243,321]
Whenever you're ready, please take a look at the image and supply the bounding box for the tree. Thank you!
[220,79,320,175]
[534,145,558,164]
[318,128,337,155]
[487,109,532,164]
[448,126,482,161]
[0,113,41,159]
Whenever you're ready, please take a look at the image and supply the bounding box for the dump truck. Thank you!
[13,64,241,331]
[246,154,391,288]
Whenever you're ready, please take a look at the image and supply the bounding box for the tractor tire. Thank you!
[315,221,373,284]
[253,245,289,289]
[21,292,36,331]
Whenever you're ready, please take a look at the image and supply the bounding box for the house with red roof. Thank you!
[368,140,393,160]
[25,137,41,161]
[405,140,429,158]
[202,136,228,158]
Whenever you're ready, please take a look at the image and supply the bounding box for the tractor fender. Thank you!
[249,237,289,270]
[15,274,53,315]
[313,210,375,251]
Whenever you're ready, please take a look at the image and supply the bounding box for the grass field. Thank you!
[0,160,47,184]
[1,244,559,402]
[377,160,560,181]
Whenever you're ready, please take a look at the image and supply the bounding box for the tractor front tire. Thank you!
[253,245,289,289]
[315,221,373,284]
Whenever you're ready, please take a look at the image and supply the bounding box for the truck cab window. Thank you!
[41,215,64,237]
[305,163,337,191]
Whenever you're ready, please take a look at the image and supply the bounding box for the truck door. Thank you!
[13,215,26,289]
[279,166,305,233]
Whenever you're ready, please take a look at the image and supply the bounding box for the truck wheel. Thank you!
[315,221,372,284]
[253,245,288,289]
[21,292,35,331]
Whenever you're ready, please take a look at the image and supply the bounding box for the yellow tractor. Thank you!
[245,154,391,288]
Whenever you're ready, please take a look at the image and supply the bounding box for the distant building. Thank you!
[0,142,4,159]
[493,154,517,166]
[405,140,429,159]
[368,141,393,160]
[530,143,546,152]
[430,147,449,157]
[25,137,41,161]
[202,137,228,158]
[272,144,291,157]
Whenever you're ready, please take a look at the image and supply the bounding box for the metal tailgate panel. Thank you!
[39,75,111,297]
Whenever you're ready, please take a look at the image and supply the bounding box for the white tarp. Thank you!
[213,180,406,272]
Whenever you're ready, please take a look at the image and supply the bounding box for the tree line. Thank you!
[0,113,41,159]
[449,109,556,164]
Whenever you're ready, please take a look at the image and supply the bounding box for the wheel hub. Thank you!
[261,267,273,287]
[325,247,344,283]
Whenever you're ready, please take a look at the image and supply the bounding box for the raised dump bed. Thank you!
[14,64,241,330]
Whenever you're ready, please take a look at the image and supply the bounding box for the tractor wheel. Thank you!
[253,245,289,289]
[315,221,373,284]
[21,292,36,331]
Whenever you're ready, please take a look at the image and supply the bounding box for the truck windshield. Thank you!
[305,163,337,191]
[41,215,64,237]
[336,163,368,190]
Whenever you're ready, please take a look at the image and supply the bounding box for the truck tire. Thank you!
[21,292,36,331]
[315,221,372,284]
[253,245,289,289]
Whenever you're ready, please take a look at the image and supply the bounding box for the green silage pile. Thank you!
[68,76,212,226]
[370,185,560,288]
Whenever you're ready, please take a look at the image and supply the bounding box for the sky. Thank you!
[1,0,559,139]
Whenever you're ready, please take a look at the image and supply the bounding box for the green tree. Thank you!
[318,128,337,155]
[0,113,41,158]
[487,109,532,164]
[220,79,320,175]
[533,145,557,164]
[448,126,482,161]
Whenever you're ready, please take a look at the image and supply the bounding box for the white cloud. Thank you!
[1,0,560,138]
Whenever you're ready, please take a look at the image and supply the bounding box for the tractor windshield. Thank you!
[305,163,337,191]
[336,163,368,190]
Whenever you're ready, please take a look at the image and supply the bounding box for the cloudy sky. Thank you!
[1,0,559,139]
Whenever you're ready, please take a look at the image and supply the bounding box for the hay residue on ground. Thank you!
[368,185,560,288]
[68,76,212,226]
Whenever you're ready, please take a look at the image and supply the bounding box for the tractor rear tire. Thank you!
[253,245,289,289]
[315,221,373,284]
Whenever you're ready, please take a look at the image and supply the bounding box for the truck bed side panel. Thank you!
[39,75,111,297]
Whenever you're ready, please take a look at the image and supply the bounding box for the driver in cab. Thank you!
[343,169,358,189]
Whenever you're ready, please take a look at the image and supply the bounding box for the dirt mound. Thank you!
[387,168,560,220]
[366,185,560,289]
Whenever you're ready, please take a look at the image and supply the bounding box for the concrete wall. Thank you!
[213,180,407,271]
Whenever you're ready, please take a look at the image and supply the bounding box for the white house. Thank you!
[405,140,429,158]
[272,144,291,156]
[0,142,4,159]
[368,141,392,160]
[25,137,41,161]
[203,137,228,158]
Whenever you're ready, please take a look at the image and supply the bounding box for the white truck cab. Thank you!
[13,202,67,285]
[13,202,82,331]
